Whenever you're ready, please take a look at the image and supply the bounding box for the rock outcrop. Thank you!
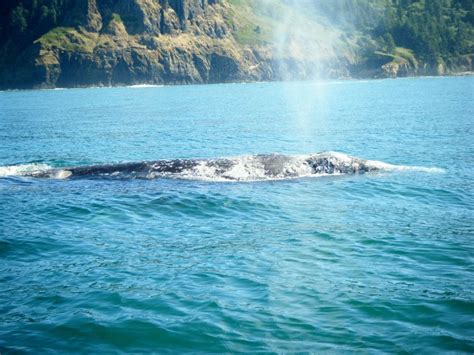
[0,0,357,89]
[2,0,254,88]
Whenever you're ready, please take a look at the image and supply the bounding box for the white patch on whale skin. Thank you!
[179,155,314,182]
[52,169,72,179]
[220,156,266,181]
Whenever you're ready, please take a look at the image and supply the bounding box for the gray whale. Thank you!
[21,152,389,181]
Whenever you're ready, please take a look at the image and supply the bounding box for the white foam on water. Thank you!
[0,163,73,179]
[390,165,446,173]
[0,163,52,177]
[128,84,165,89]
[361,158,445,174]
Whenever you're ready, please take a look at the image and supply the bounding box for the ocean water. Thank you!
[0,77,473,352]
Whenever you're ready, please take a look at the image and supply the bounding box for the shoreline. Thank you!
[1,71,473,92]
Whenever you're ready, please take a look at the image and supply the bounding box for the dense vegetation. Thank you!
[3,0,472,64]
[293,0,473,65]
[386,0,472,63]
[0,0,472,88]
[1,1,67,45]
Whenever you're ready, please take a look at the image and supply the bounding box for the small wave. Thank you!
[128,84,165,89]
[393,166,446,173]
[364,160,445,174]
[0,153,444,182]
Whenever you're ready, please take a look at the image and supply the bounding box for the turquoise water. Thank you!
[0,77,473,352]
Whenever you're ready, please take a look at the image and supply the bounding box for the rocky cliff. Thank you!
[2,0,263,88]
[0,0,472,89]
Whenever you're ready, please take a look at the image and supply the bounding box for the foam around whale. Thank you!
[0,152,444,182]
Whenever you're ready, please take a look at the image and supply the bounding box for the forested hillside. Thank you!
[0,0,472,89]
[312,0,473,74]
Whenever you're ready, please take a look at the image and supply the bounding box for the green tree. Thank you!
[10,4,28,33]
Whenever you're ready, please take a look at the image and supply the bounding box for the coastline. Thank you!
[1,71,472,92]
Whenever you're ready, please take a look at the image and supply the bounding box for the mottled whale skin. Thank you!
[23,152,384,181]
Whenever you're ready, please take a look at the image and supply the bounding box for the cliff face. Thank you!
[0,0,364,89]
[2,0,266,88]
[0,0,472,89]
